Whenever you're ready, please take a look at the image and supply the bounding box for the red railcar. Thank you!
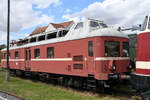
[131,15,150,92]
[1,19,130,89]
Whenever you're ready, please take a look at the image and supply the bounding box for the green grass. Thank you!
[0,72,118,100]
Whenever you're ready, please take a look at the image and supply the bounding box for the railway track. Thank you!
[15,74,141,100]
[0,91,25,100]
[1,70,141,100]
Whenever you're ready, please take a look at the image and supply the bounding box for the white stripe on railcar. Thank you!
[31,58,72,61]
[1,59,25,62]
[136,73,150,76]
[94,57,129,61]
[136,61,150,69]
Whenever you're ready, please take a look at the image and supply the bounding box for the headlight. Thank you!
[129,64,132,69]
[112,65,116,71]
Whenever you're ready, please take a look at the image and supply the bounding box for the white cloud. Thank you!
[62,0,150,26]
[30,0,61,9]
[0,32,7,44]
[65,9,71,13]
[0,0,61,43]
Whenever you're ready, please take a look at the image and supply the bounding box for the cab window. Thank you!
[141,16,148,31]
[148,18,150,29]
[75,22,83,29]
[105,41,120,57]
[122,42,129,57]
[90,21,99,28]
[99,23,107,28]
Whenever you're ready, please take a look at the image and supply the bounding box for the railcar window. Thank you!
[29,50,31,60]
[62,30,68,36]
[34,49,40,58]
[9,53,11,58]
[88,41,94,57]
[58,30,68,37]
[47,32,57,39]
[15,51,19,59]
[75,22,83,29]
[4,53,7,59]
[25,50,28,60]
[90,21,99,28]
[141,16,148,31]
[105,41,120,57]
[47,47,54,58]
[122,42,129,57]
[30,37,36,43]
[148,18,150,29]
[99,23,108,28]
[4,53,10,59]
[38,35,45,41]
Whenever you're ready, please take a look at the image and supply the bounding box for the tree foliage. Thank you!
[0,44,6,50]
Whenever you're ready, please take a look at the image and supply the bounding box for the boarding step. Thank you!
[87,85,96,88]
[25,72,31,76]
[87,79,96,82]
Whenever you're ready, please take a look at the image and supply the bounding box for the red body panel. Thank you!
[136,32,150,75]
[1,36,129,80]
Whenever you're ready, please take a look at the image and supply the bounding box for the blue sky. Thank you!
[1,0,150,44]
[20,0,103,33]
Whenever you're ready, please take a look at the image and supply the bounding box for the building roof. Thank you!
[50,21,73,29]
[29,21,73,36]
[30,26,48,36]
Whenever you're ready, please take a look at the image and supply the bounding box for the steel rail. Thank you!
[0,90,25,100]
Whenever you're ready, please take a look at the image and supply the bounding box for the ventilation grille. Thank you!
[73,64,83,69]
[73,55,83,61]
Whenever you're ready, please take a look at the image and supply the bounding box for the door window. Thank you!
[47,47,54,58]
[88,41,94,57]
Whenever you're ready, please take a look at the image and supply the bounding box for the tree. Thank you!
[0,44,6,50]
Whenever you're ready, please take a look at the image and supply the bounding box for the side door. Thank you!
[87,41,95,74]
[25,48,31,71]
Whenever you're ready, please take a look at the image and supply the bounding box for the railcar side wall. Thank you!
[1,36,129,80]
[136,32,150,75]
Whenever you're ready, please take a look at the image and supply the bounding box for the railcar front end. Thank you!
[131,15,150,92]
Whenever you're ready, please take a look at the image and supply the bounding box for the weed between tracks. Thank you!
[0,71,140,100]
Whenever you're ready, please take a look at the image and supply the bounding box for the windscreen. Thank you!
[141,16,148,31]
[148,17,150,29]
[105,41,120,57]
[122,42,129,57]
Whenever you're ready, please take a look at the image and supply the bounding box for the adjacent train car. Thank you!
[131,15,150,92]
[1,19,130,89]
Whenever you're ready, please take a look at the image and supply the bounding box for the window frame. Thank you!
[88,41,94,57]
[90,21,100,28]
[3,53,7,59]
[47,32,57,40]
[34,48,40,58]
[148,17,150,29]
[47,47,54,58]
[105,41,120,57]
[30,37,37,43]
[15,51,19,59]
[38,35,45,41]
[122,42,129,57]
[141,16,148,31]
[74,22,83,29]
